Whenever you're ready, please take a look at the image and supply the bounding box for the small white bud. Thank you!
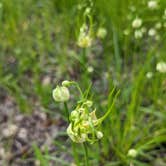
[146,72,153,79]
[127,149,137,158]
[132,18,142,28]
[52,86,70,102]
[96,131,103,139]
[97,27,107,39]
[134,30,143,39]
[156,61,166,73]
[148,28,156,36]
[84,7,91,15]
[87,66,94,73]
[148,1,158,10]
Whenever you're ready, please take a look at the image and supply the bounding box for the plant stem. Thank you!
[64,102,79,165]
[72,142,80,166]
[64,102,69,122]
[83,142,89,166]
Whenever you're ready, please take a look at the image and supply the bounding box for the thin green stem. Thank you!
[72,142,80,166]
[64,102,69,122]
[98,90,120,124]
[71,81,84,98]
[82,48,87,64]
[83,142,89,166]
[64,102,80,165]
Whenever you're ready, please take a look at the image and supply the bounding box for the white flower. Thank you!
[148,28,156,36]
[127,149,137,158]
[132,18,142,28]
[156,61,166,73]
[148,0,158,9]
[87,66,94,73]
[96,131,103,139]
[52,86,70,102]
[84,7,91,15]
[97,27,107,39]
[146,72,153,79]
[134,30,143,39]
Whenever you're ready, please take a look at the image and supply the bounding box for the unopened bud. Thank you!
[62,80,71,87]
[96,131,103,139]
[127,149,137,158]
[52,86,70,102]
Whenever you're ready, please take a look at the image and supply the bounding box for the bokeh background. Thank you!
[0,0,166,165]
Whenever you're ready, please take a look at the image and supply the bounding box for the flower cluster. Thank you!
[52,81,119,144]
[67,100,103,144]
[77,23,92,48]
[124,1,165,41]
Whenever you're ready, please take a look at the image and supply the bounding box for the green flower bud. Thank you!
[62,80,71,87]
[52,86,70,102]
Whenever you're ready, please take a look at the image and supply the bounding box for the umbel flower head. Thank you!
[67,100,103,144]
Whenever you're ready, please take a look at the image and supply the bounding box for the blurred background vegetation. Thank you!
[0,0,166,165]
